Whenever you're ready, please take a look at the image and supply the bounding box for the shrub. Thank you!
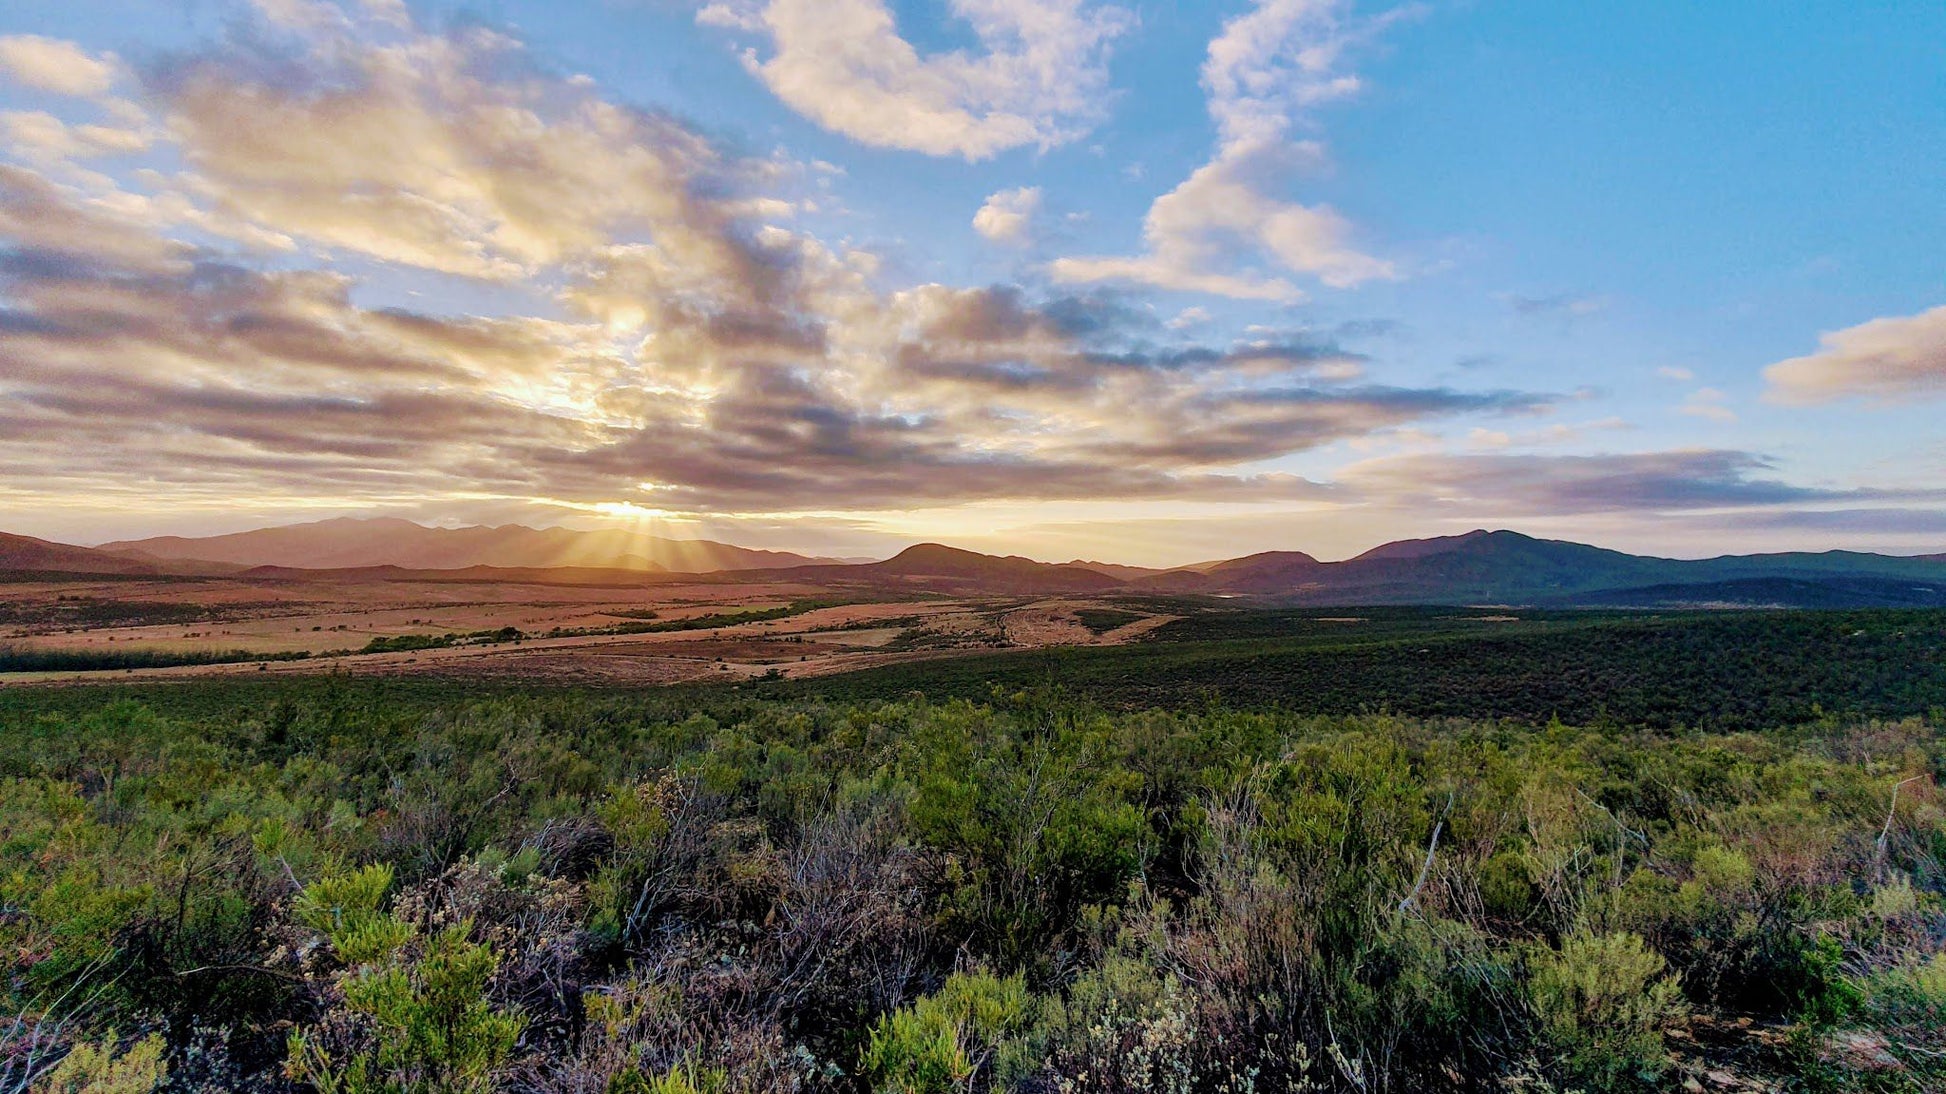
[285,868,526,1094]
[860,969,1031,1093]
[29,1032,167,1094]
[1528,931,1684,1090]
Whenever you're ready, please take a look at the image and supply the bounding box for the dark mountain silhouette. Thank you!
[98,517,829,574]
[1124,530,1945,606]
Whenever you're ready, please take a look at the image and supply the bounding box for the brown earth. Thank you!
[0,572,1176,687]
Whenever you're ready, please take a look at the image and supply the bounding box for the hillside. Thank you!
[1136,550,1326,594]
[0,531,157,575]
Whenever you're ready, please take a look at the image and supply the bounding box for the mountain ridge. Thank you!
[98,517,832,574]
[10,522,1942,607]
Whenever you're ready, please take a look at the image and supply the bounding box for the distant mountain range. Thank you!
[97,518,831,574]
[5,521,1943,608]
[1123,529,1946,607]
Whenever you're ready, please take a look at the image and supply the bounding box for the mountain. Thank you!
[741,543,1124,594]
[1063,560,1170,581]
[0,531,158,575]
[99,518,830,574]
[1329,530,1671,602]
[1177,530,1946,607]
[1137,551,1325,594]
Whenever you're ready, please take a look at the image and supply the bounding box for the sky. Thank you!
[0,0,1941,565]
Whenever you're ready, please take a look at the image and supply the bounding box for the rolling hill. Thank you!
[0,531,158,575]
[735,543,1126,594]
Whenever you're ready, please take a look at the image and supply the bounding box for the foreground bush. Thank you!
[0,686,1939,1091]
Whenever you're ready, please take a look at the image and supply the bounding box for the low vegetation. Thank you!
[0,667,1940,1091]
[0,645,313,673]
[781,607,1946,729]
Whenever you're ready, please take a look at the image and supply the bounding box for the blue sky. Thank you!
[0,0,1941,562]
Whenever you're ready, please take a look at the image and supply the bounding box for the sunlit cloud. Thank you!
[0,35,119,97]
[1053,0,1396,299]
[1763,304,1946,405]
[972,185,1041,244]
[0,0,1558,535]
[699,0,1132,159]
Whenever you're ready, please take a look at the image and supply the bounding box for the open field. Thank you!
[0,571,1181,684]
[7,563,1944,733]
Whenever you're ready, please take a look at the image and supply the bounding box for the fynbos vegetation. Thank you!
[0,681,1939,1091]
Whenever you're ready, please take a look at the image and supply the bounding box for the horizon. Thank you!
[2,1,1943,563]
[23,515,1943,571]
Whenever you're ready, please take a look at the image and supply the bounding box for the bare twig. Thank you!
[1876,775,1928,882]
[1399,791,1455,915]
[1398,820,1444,916]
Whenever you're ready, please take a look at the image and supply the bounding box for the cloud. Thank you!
[0,0,1561,526]
[1726,508,1946,536]
[705,0,1131,160]
[1166,306,1212,330]
[1763,304,1946,404]
[972,185,1041,244]
[0,35,118,98]
[1337,449,1920,515]
[1505,292,1607,317]
[137,18,788,285]
[1677,387,1736,423]
[1656,365,1694,382]
[1052,0,1393,300]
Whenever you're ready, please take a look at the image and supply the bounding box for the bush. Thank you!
[1528,931,1685,1090]
[860,969,1031,1093]
[285,868,525,1094]
[31,1032,167,1094]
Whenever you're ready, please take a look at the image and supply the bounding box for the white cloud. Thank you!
[1051,0,1393,300]
[972,185,1041,244]
[1763,304,1946,405]
[145,15,782,285]
[1678,387,1736,423]
[1053,139,1390,299]
[1656,365,1695,382]
[0,35,118,98]
[704,0,1131,160]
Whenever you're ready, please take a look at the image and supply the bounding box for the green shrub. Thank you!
[32,1033,167,1094]
[1528,931,1684,1090]
[285,867,525,1094]
[860,969,1032,1093]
